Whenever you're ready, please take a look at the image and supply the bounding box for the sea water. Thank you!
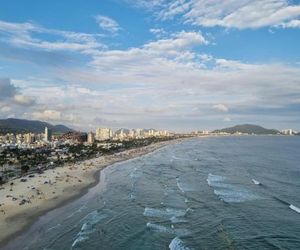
[3,136,300,249]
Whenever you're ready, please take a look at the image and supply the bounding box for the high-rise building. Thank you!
[96,128,113,141]
[24,133,35,144]
[282,129,293,135]
[45,127,52,142]
[87,132,95,144]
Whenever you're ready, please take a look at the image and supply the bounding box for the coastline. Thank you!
[0,138,186,245]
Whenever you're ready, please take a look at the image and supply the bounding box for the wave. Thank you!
[169,237,191,250]
[207,174,259,203]
[176,178,185,193]
[47,223,62,232]
[143,207,186,220]
[176,177,196,192]
[289,204,300,213]
[71,210,107,248]
[207,173,227,188]
[214,188,259,203]
[66,205,87,219]
[146,223,190,236]
[170,216,187,223]
[252,179,261,185]
[272,196,300,214]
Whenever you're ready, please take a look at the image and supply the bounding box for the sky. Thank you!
[0,0,300,132]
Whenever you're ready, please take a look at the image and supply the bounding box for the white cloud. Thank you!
[0,106,11,113]
[13,95,35,106]
[32,110,62,121]
[95,15,120,33]
[144,31,208,53]
[213,104,229,112]
[1,18,300,130]
[30,109,79,123]
[276,19,300,28]
[224,117,232,122]
[149,28,167,38]
[130,0,300,29]
[0,20,104,52]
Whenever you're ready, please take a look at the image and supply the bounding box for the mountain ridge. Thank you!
[0,118,73,134]
[213,124,279,135]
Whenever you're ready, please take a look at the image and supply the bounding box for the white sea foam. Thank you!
[143,207,186,219]
[146,222,170,233]
[252,179,260,185]
[71,210,107,248]
[289,204,300,213]
[47,223,61,231]
[207,173,226,187]
[66,205,87,219]
[146,223,190,236]
[214,186,259,203]
[176,177,195,192]
[170,216,187,223]
[176,179,185,193]
[169,237,191,250]
[208,174,259,203]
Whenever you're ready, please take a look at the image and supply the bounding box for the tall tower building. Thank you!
[45,127,52,142]
[87,132,95,144]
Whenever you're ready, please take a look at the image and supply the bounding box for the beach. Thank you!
[0,139,181,244]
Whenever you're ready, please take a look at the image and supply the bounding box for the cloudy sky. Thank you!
[0,0,300,132]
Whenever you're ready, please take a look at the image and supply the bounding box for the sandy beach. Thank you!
[0,139,182,244]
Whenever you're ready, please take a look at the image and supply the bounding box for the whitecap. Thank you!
[146,223,190,236]
[143,207,186,219]
[72,210,107,248]
[213,187,259,203]
[207,173,227,187]
[289,204,300,214]
[208,174,259,203]
[169,237,191,250]
[176,177,196,192]
[170,216,187,223]
[252,179,260,185]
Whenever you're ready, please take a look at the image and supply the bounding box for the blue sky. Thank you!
[0,0,300,131]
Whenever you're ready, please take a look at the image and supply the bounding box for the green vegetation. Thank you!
[0,136,179,183]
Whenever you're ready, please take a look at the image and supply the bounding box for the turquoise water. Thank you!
[4,136,300,249]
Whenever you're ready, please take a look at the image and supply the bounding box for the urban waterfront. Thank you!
[3,136,300,250]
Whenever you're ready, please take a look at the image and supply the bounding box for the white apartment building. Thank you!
[96,128,113,140]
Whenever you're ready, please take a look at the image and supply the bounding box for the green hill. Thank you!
[213,124,279,135]
[0,118,73,134]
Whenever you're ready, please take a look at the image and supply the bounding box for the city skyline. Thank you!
[1,0,300,131]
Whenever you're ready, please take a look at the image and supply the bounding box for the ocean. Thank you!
[4,136,300,250]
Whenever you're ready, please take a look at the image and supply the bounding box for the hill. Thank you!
[213,124,279,135]
[0,118,73,134]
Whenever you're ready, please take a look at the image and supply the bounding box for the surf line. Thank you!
[273,196,300,214]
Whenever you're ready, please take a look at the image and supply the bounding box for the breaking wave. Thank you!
[169,237,191,250]
[71,210,107,248]
[143,207,186,219]
[146,223,190,236]
[207,173,259,203]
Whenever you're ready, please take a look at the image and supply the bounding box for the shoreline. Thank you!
[0,138,187,246]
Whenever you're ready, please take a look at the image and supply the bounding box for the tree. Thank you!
[21,165,30,173]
